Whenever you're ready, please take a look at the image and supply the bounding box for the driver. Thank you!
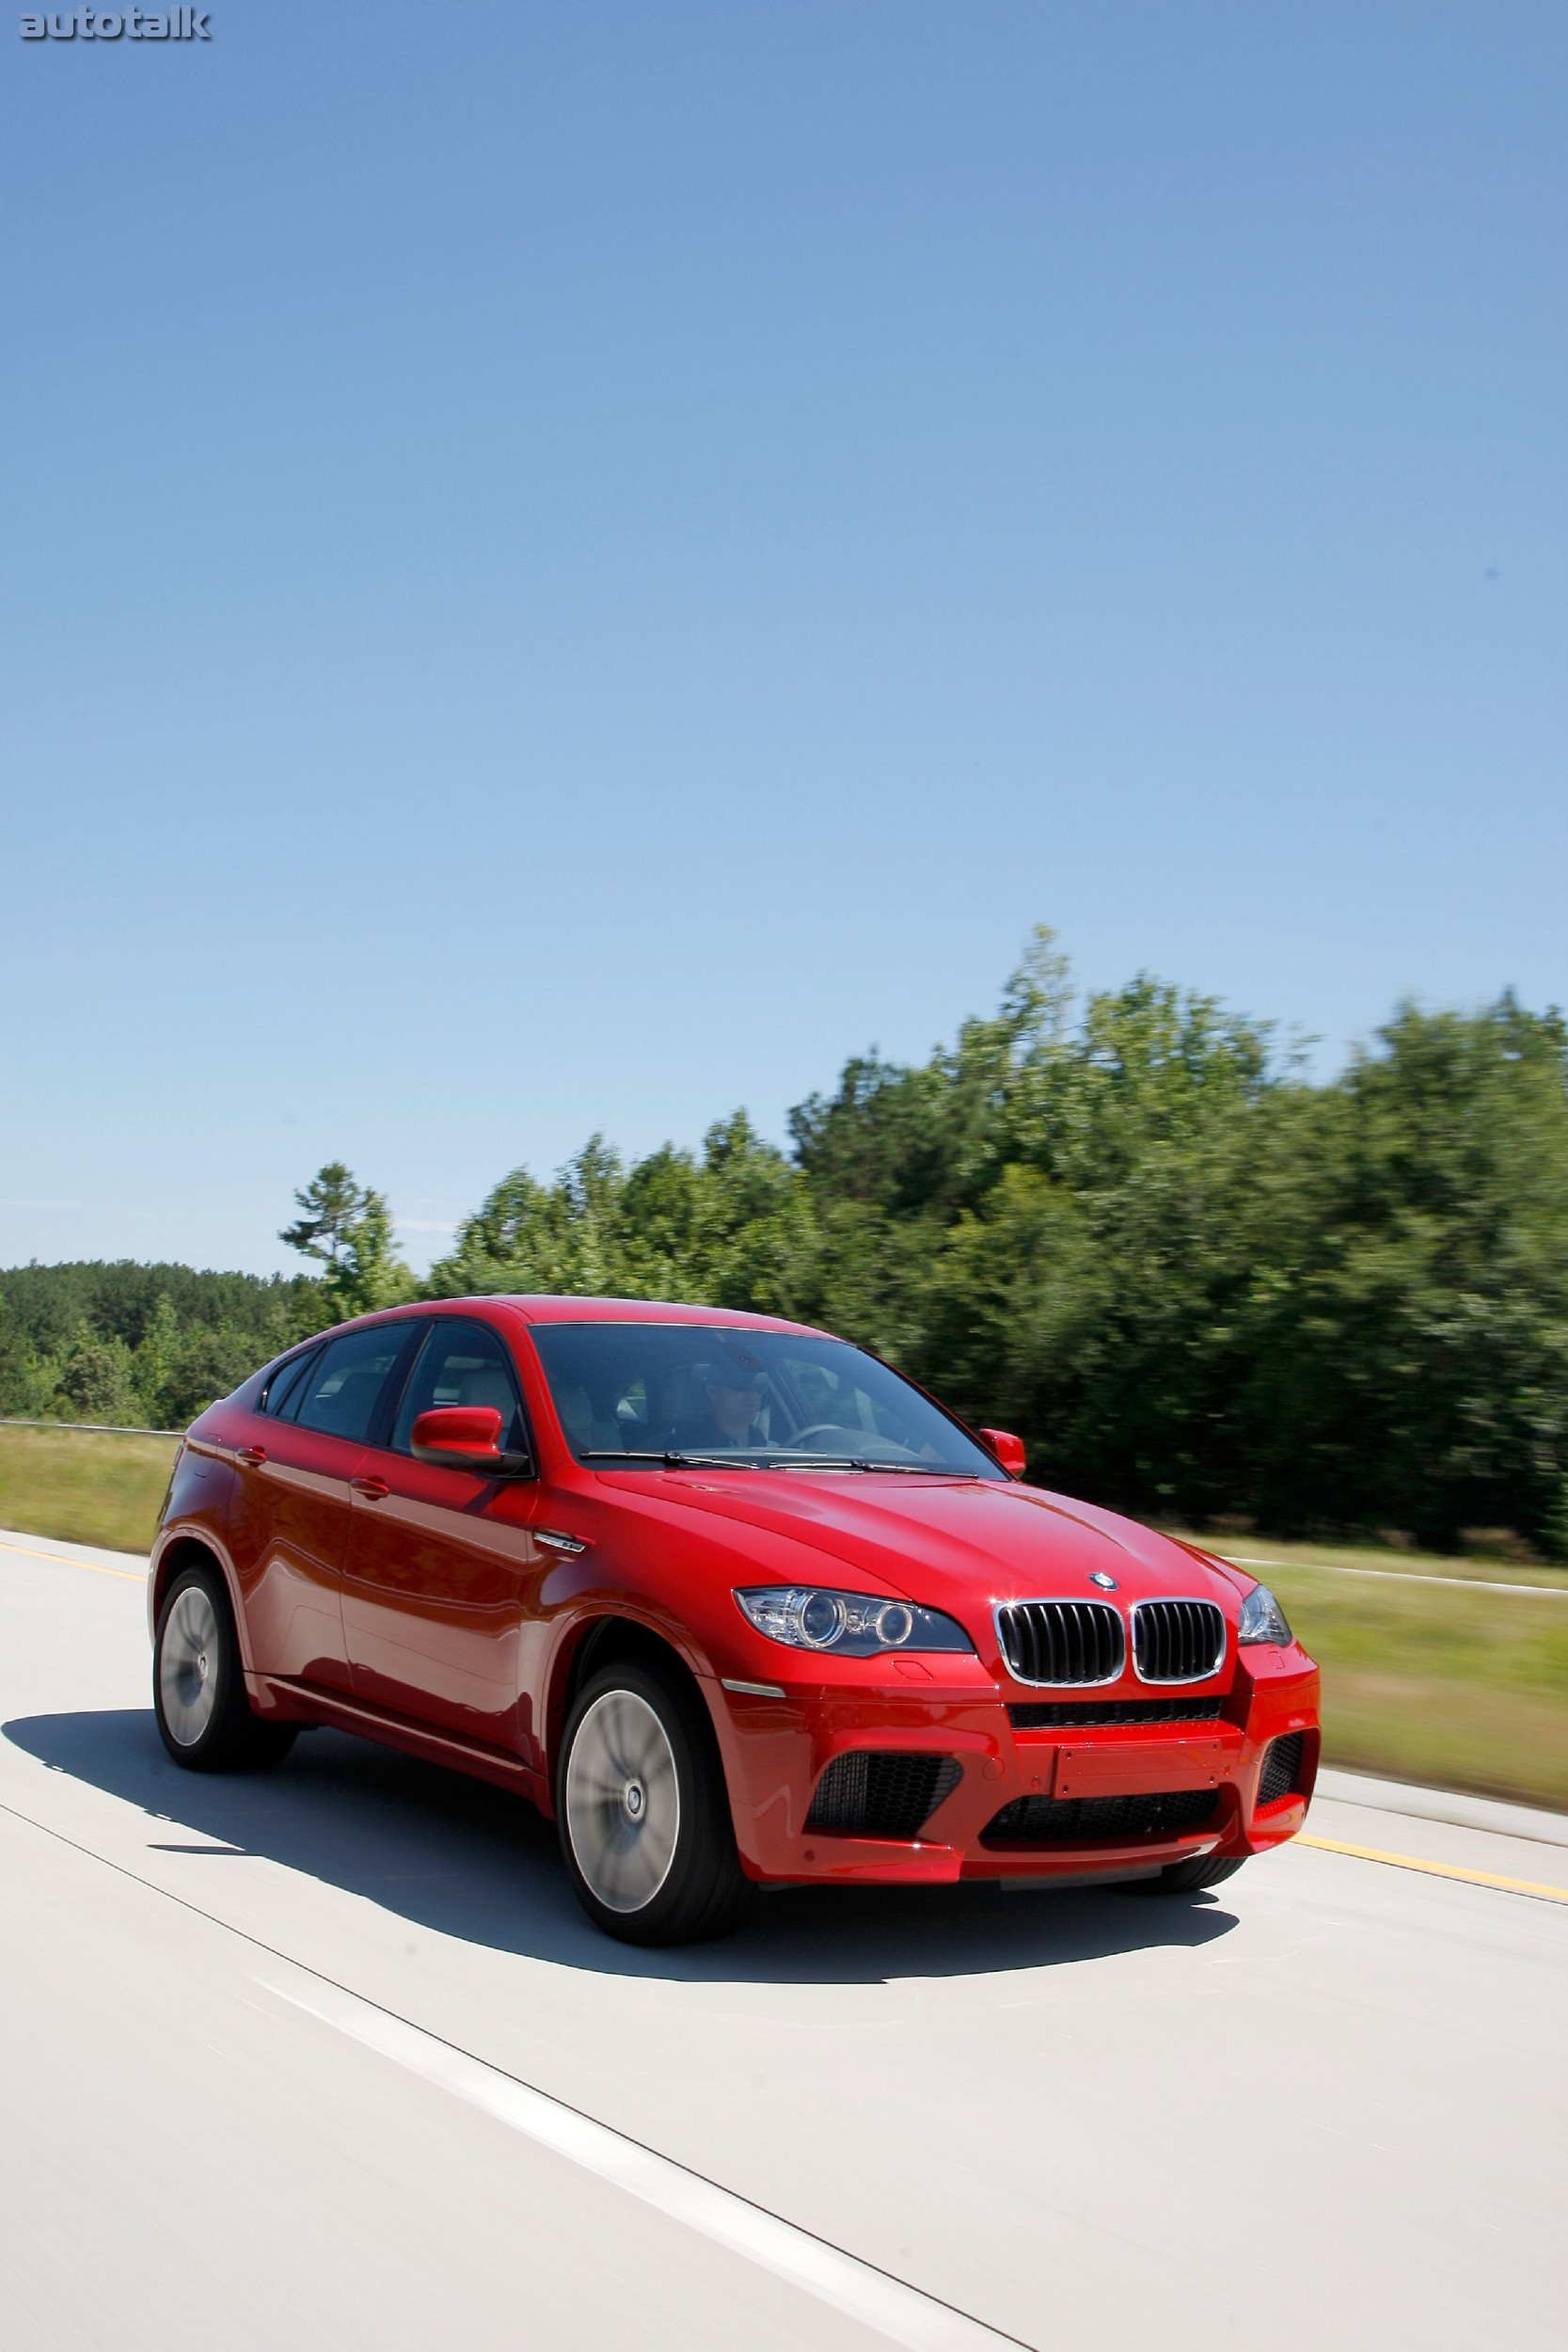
[687,1357,771,1453]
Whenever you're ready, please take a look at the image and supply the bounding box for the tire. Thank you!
[557,1661,752,1946]
[153,1561,297,1773]
[1145,1852,1246,1894]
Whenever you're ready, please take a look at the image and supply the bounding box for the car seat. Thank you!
[552,1382,626,1454]
[457,1362,519,1447]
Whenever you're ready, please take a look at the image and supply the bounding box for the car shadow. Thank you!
[4,1709,1241,1984]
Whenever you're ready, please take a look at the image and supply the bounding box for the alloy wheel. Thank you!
[158,1582,222,1749]
[563,1688,681,1914]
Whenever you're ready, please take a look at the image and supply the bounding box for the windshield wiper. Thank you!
[580,1449,768,1470]
[579,1448,968,1475]
[767,1455,962,1474]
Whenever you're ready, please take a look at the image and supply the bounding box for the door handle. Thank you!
[238,1446,267,1469]
[351,1476,390,1502]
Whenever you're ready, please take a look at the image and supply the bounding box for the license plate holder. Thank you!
[1052,1737,1233,1800]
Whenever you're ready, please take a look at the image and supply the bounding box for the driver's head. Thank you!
[696,1353,766,1440]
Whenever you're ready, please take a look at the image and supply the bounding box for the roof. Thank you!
[489,1295,829,1337]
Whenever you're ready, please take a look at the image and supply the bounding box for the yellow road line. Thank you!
[0,1535,146,1583]
[1297,1833,1568,1905]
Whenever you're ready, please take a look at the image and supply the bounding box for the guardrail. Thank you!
[0,1417,186,1439]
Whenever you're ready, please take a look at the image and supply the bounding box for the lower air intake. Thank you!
[1257,1731,1306,1808]
[981,1788,1220,1847]
[1008,1698,1224,1729]
[805,1752,962,1840]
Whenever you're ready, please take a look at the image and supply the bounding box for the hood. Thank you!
[596,1468,1244,1630]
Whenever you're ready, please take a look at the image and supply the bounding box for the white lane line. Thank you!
[1223,1553,1568,1599]
[0,1797,1025,2350]
[261,1970,1026,2352]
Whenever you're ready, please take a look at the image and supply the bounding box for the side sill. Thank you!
[256,1676,548,1808]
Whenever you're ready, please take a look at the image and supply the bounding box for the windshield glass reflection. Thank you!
[529,1323,1004,1477]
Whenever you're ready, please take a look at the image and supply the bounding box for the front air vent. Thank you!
[1257,1731,1306,1808]
[1132,1599,1226,1684]
[981,1789,1220,1848]
[1008,1698,1224,1730]
[996,1600,1124,1686]
[805,1752,962,1840]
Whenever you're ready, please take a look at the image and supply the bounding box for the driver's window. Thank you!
[391,1320,527,1457]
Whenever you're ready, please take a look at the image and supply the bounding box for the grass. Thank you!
[1167,1530,1568,1812]
[1,1429,1562,1812]
[0,1424,178,1555]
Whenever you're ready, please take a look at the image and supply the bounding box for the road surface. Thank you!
[1,1526,1563,2350]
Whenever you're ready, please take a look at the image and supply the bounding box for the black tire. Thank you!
[1145,1852,1246,1894]
[152,1560,297,1773]
[557,1661,752,1946]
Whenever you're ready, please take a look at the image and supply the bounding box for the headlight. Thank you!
[734,1586,974,1656]
[1238,1582,1292,1645]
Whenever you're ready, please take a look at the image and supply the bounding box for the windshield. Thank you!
[529,1322,1006,1477]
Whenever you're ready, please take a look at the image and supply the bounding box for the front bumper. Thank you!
[704,1644,1320,1886]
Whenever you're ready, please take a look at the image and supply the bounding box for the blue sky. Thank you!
[3,2,1563,1277]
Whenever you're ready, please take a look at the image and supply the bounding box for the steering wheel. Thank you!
[783,1423,860,1452]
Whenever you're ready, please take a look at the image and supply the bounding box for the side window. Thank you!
[391,1319,529,1458]
[262,1348,320,1421]
[293,1326,416,1445]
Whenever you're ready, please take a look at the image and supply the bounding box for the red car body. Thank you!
[150,1296,1319,1892]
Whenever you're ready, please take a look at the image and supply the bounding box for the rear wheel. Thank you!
[558,1661,751,1945]
[1146,1852,1246,1894]
[153,1562,296,1772]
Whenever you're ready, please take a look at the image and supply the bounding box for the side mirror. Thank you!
[981,1426,1026,1476]
[410,1406,531,1478]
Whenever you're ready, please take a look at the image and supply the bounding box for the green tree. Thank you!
[0,1263,324,1427]
[0,1306,55,1418]
[281,1163,415,1319]
[56,1323,141,1425]
[131,1295,264,1428]
[23,937,1555,1555]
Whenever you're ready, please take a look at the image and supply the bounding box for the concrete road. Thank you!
[2,1527,1563,2352]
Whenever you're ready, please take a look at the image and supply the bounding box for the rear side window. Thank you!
[293,1326,415,1444]
[262,1348,320,1421]
[391,1319,529,1457]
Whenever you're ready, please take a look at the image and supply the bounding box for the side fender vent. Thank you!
[1258,1731,1306,1808]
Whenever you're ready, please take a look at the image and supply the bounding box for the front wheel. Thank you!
[558,1661,752,1945]
[153,1562,297,1772]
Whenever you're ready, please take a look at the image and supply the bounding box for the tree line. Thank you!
[5,930,1565,1556]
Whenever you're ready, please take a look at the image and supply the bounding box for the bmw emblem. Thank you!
[1089,1571,1118,1591]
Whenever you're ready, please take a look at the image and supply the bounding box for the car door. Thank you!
[227,1323,420,1693]
[341,1316,542,1749]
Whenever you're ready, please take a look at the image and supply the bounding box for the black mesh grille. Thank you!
[1257,1731,1306,1807]
[805,1752,963,1840]
[1008,1698,1225,1729]
[1132,1600,1226,1683]
[981,1788,1220,1848]
[997,1600,1124,1685]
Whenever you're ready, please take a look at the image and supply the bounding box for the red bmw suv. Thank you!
[150,1296,1320,1942]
